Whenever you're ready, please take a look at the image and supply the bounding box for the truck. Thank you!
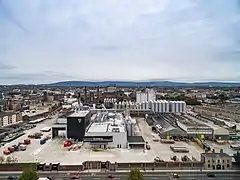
[3,150,11,155]
[8,147,15,153]
[19,144,27,151]
[24,139,31,145]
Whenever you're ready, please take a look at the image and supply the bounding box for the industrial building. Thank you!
[175,115,213,139]
[84,112,127,148]
[152,114,186,139]
[113,100,186,113]
[52,110,91,140]
[67,111,91,141]
[136,89,156,103]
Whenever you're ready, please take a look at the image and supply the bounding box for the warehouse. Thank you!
[152,115,186,139]
[83,112,128,148]
[175,115,213,139]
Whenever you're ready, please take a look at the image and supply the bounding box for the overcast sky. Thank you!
[0,0,240,84]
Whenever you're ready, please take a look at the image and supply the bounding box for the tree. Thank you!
[0,156,4,164]
[5,156,12,164]
[19,170,38,180]
[234,151,240,165]
[128,169,143,180]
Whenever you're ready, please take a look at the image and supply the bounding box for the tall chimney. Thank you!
[84,86,87,104]
[77,92,81,105]
[97,86,100,104]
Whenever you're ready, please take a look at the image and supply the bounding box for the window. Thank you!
[222,160,225,163]
[217,160,220,163]
[208,160,210,163]
[227,160,230,163]
[208,164,210,168]
[212,160,215,163]
[227,164,229,168]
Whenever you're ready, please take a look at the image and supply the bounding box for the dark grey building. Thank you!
[67,110,91,141]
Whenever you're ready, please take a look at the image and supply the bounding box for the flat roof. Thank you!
[87,123,109,133]
[202,153,230,158]
[87,122,125,133]
[68,110,90,118]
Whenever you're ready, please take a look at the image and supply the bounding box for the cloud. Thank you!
[0,0,240,84]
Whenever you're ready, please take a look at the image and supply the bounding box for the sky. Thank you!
[0,0,240,84]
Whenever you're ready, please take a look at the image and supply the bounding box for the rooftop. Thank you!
[68,110,90,118]
[175,115,210,128]
[202,153,231,158]
[87,122,125,133]
[22,109,49,117]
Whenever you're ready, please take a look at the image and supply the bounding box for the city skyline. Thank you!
[0,0,240,84]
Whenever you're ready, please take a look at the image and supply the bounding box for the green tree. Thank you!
[128,169,143,180]
[19,170,38,180]
[234,151,240,165]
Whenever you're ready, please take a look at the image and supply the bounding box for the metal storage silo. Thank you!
[150,100,153,112]
[171,101,176,113]
[153,100,157,112]
[165,100,169,113]
[114,102,118,109]
[182,101,186,113]
[157,100,160,112]
[162,100,166,113]
[175,101,179,113]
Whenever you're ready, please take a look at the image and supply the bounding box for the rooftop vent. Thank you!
[112,128,120,132]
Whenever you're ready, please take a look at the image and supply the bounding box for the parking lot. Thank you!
[0,117,55,162]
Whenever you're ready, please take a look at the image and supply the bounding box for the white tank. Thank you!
[153,100,157,112]
[165,100,169,113]
[175,101,179,113]
[145,101,149,110]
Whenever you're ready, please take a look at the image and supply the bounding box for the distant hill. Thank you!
[45,81,240,87]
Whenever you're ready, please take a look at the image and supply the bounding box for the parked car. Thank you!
[173,173,180,178]
[207,173,216,177]
[70,174,81,179]
[107,173,114,178]
[7,176,18,180]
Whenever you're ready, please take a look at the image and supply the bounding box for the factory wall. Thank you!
[84,131,127,148]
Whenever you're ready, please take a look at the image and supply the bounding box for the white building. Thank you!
[84,113,127,148]
[136,89,156,103]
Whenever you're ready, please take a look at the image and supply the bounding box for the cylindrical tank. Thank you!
[165,100,169,113]
[175,101,179,113]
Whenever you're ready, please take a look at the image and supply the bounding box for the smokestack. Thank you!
[97,86,100,104]
[84,86,87,104]
[78,92,81,105]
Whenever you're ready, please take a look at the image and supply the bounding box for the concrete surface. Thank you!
[136,118,205,161]
[0,116,235,165]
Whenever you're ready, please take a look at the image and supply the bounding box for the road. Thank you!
[1,171,240,180]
